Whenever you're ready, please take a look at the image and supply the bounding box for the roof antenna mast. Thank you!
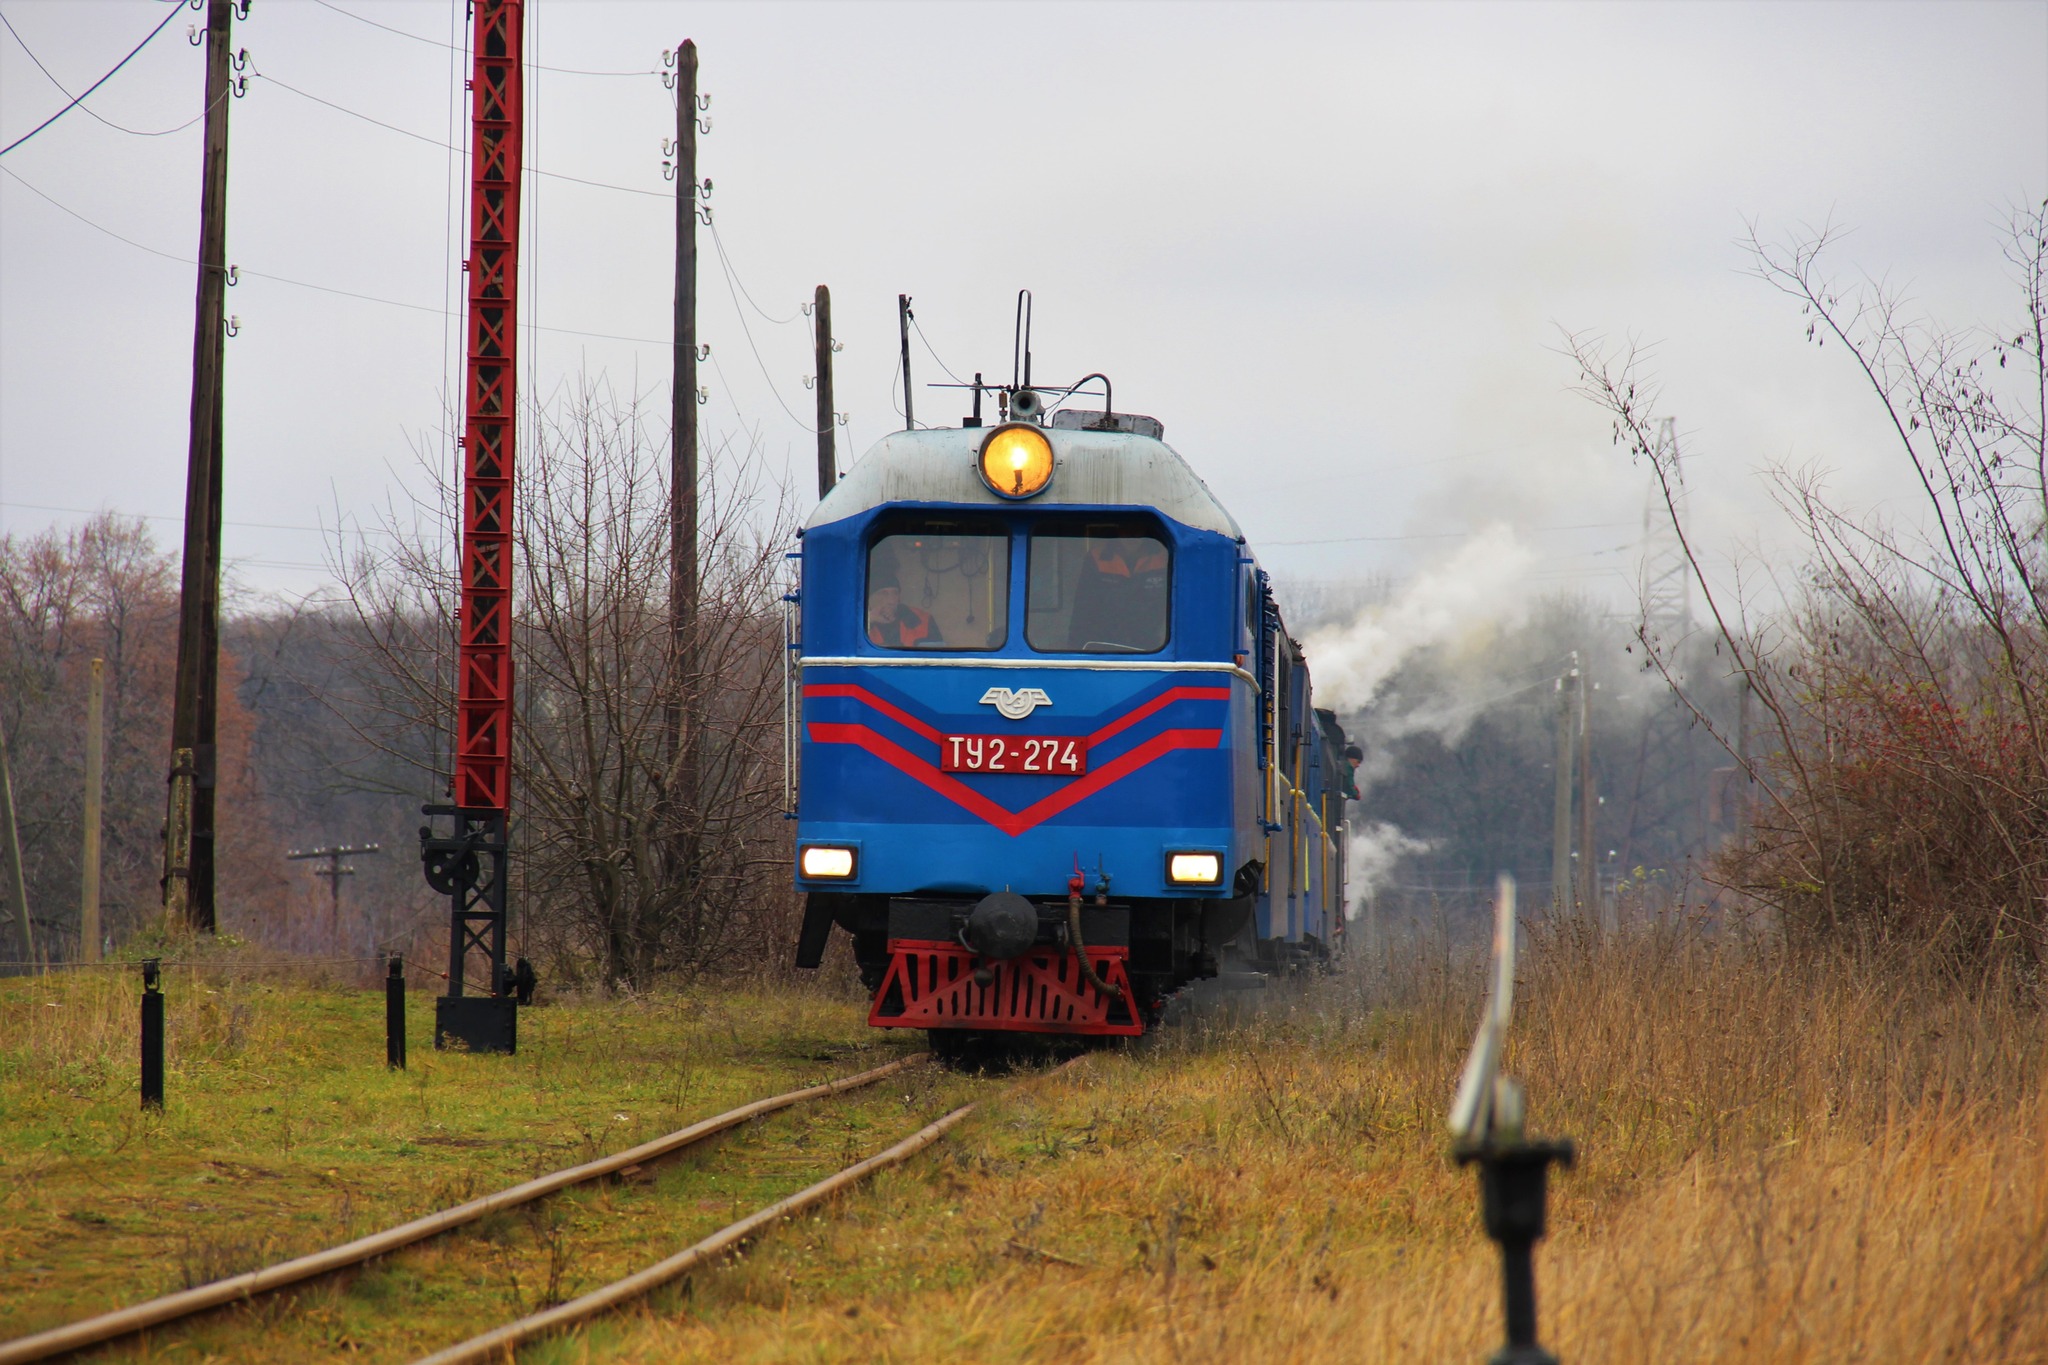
[897,294,914,431]
[1012,288,1033,391]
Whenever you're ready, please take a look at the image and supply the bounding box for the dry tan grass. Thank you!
[1,958,307,1091]
[571,923,2048,1364]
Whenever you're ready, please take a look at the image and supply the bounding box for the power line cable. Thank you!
[703,218,800,325]
[910,314,968,387]
[0,162,184,263]
[249,69,668,199]
[0,498,400,539]
[528,0,543,474]
[436,0,467,667]
[0,163,670,347]
[0,9,221,140]
[0,0,186,157]
[703,217,821,435]
[309,0,659,77]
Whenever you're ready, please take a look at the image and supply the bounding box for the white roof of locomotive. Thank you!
[806,426,1244,539]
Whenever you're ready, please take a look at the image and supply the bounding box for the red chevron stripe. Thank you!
[801,683,945,743]
[807,722,1221,836]
[803,681,1232,750]
[1085,685,1231,746]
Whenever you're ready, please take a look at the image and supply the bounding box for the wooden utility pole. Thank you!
[668,39,699,802]
[164,748,196,926]
[287,843,382,940]
[1550,669,1574,916]
[813,284,835,499]
[165,0,237,933]
[1577,670,1598,928]
[81,660,104,964]
[0,718,31,967]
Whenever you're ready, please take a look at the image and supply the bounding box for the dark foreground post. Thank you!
[1449,877,1576,1365]
[386,954,407,1069]
[140,958,164,1110]
[1458,1138,1575,1364]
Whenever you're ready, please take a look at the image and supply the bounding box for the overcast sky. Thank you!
[2,0,2044,610]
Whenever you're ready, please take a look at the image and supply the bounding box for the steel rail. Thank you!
[413,1102,978,1364]
[0,1056,922,1365]
[411,1052,1088,1364]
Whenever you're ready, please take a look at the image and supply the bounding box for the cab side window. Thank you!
[865,520,1009,651]
[1027,518,1171,654]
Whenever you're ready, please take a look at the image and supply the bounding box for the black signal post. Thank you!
[1457,1135,1575,1364]
[140,958,164,1110]
[385,954,407,1069]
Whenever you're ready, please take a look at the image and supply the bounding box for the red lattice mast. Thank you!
[456,0,522,813]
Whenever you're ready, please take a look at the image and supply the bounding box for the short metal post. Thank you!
[140,958,164,1110]
[385,954,406,1069]
[1458,1138,1575,1365]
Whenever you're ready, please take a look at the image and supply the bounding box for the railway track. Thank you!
[0,1054,944,1364]
[413,1099,983,1364]
[415,1052,1086,1363]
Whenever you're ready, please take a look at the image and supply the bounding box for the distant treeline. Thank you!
[1,386,800,988]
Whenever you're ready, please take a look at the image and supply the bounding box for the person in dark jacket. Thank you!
[1342,744,1364,801]
[1069,536,1169,651]
[867,568,934,648]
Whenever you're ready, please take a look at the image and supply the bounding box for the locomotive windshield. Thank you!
[1026,518,1171,654]
[865,518,1009,650]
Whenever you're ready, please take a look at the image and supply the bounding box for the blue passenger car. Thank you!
[791,401,1348,1045]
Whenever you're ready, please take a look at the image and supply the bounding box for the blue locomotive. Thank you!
[790,385,1349,1045]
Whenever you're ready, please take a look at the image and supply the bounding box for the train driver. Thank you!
[1069,535,1170,651]
[866,568,934,648]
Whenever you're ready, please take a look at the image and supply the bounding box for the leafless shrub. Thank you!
[334,378,800,988]
[1565,199,2048,967]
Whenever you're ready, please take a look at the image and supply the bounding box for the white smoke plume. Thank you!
[1345,820,1435,917]
[1301,523,1537,713]
[1302,524,1539,908]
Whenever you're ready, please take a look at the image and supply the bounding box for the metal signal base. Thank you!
[421,804,515,1054]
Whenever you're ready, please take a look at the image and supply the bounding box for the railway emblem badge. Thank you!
[979,686,1052,720]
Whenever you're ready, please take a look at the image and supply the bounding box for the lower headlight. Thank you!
[800,845,857,880]
[1167,852,1222,885]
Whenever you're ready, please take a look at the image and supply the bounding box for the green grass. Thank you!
[0,958,955,1361]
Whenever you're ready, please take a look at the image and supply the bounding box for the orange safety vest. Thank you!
[869,604,933,648]
[1088,543,1168,578]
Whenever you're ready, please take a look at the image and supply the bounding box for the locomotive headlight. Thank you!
[977,424,1054,499]
[800,845,857,880]
[1166,852,1223,886]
